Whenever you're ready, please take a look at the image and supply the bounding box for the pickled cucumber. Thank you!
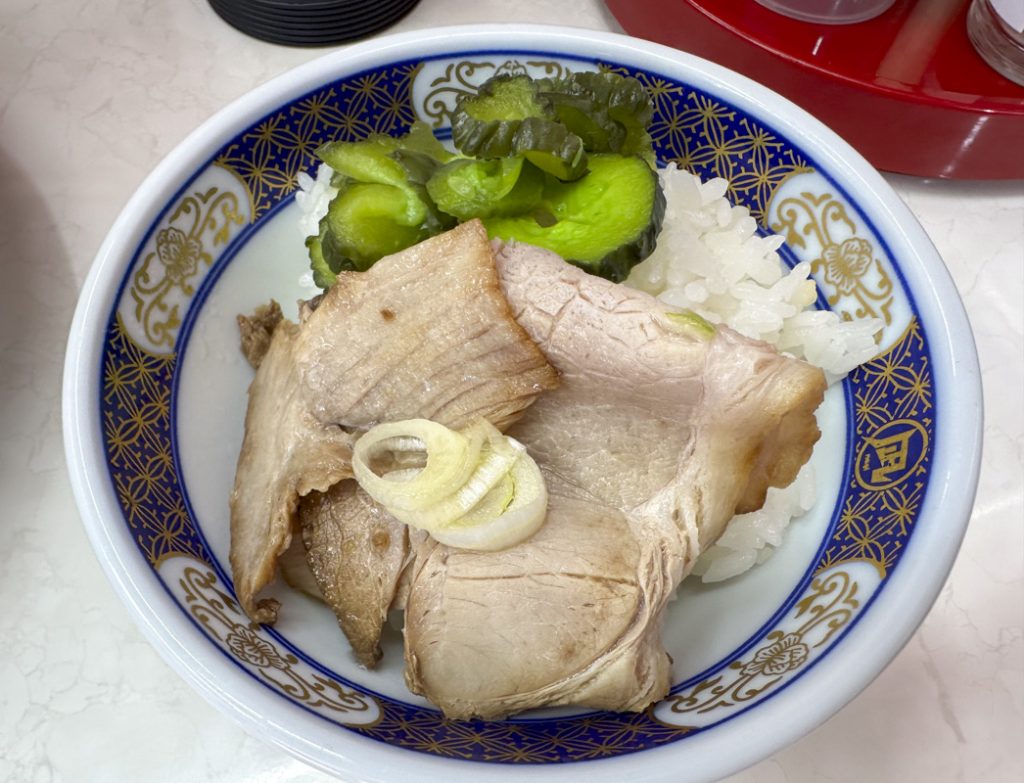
[304,72,665,285]
[483,154,664,282]
[426,157,545,221]
[450,75,588,181]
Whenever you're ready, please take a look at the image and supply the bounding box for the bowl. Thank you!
[62,24,982,783]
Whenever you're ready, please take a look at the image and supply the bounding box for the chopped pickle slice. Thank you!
[426,157,545,221]
[483,154,665,283]
[319,183,432,272]
[305,233,337,288]
[451,75,588,181]
[516,117,587,181]
[451,74,551,156]
[312,122,455,273]
[543,92,626,154]
[542,71,655,158]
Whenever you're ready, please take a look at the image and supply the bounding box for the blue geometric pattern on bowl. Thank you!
[98,50,932,762]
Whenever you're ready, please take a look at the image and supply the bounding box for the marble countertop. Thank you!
[1,0,1021,781]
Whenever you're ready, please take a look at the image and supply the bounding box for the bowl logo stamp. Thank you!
[856,418,929,491]
[822,319,932,577]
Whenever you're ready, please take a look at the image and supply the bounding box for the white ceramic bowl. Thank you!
[63,24,982,783]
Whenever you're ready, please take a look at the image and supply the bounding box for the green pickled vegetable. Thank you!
[426,157,545,221]
[317,139,414,190]
[483,154,665,283]
[388,120,456,162]
[315,123,451,229]
[316,122,452,179]
[541,71,654,159]
[319,183,433,273]
[450,74,551,157]
[306,233,338,289]
[304,71,664,286]
[451,75,588,181]
[543,92,626,155]
[515,117,587,181]
[312,122,455,274]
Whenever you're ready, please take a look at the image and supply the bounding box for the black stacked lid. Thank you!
[208,0,421,46]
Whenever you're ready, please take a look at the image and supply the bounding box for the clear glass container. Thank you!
[753,0,898,24]
[967,0,1024,86]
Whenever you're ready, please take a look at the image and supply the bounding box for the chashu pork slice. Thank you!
[229,221,558,625]
[229,317,352,624]
[403,476,667,719]
[402,241,827,719]
[298,483,410,667]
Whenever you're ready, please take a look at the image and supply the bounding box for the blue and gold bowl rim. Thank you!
[68,28,980,779]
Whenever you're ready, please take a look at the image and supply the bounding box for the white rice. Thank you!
[626,165,882,384]
[689,463,817,583]
[295,164,339,290]
[295,161,882,584]
[295,163,338,239]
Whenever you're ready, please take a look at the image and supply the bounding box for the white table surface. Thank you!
[2,0,1021,781]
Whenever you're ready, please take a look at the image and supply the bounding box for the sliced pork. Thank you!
[403,478,668,719]
[400,241,827,718]
[299,484,409,667]
[229,221,558,624]
[230,222,827,720]
[229,319,353,624]
[237,299,283,369]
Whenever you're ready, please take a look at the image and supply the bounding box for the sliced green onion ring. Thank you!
[352,419,548,551]
[352,418,485,511]
[431,445,548,551]
[386,434,523,529]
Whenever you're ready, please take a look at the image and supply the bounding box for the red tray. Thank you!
[605,0,1024,179]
